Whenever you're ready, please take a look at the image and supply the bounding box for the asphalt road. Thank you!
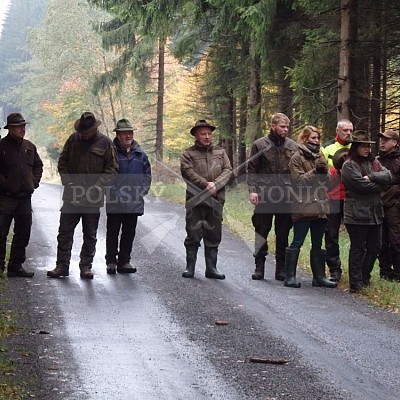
[4,182,400,399]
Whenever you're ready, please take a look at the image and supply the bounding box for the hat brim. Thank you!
[350,139,376,144]
[74,119,102,133]
[190,125,216,136]
[113,128,135,132]
[4,121,30,129]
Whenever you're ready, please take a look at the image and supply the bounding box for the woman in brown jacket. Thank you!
[285,126,337,289]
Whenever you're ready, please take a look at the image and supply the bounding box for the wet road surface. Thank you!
[8,183,400,399]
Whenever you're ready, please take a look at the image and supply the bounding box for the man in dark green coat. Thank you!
[47,112,118,280]
[180,120,232,279]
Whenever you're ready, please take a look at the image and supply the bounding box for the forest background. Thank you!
[1,0,400,177]
[0,0,399,328]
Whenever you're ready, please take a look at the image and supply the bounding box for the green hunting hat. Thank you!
[190,120,216,136]
[350,130,375,144]
[113,118,135,132]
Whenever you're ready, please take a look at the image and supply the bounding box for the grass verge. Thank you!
[0,275,25,399]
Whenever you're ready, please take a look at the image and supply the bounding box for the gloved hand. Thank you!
[315,157,328,174]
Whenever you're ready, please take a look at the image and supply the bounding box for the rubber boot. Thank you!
[79,265,94,279]
[310,249,337,288]
[47,264,70,278]
[7,263,34,278]
[392,252,400,282]
[204,247,225,280]
[251,259,265,280]
[284,248,301,288]
[182,246,198,278]
[275,264,285,281]
[361,254,377,287]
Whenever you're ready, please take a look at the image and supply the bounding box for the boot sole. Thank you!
[7,273,34,278]
[117,269,137,274]
[47,273,69,278]
[205,274,225,280]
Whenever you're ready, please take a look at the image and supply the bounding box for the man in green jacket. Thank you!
[0,113,43,277]
[181,120,232,279]
[47,112,118,279]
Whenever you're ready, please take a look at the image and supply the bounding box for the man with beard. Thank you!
[247,113,298,281]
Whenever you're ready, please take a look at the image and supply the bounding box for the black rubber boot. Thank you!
[7,264,34,278]
[361,254,377,287]
[251,259,265,280]
[182,246,198,278]
[284,248,301,288]
[204,247,225,280]
[310,249,337,288]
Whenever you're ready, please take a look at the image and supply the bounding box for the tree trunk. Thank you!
[337,0,357,121]
[238,94,248,179]
[246,40,261,143]
[155,39,165,162]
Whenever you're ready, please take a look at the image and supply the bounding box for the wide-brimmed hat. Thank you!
[332,148,349,170]
[113,118,134,132]
[350,130,375,144]
[4,113,30,129]
[378,129,399,142]
[74,112,101,133]
[190,119,216,136]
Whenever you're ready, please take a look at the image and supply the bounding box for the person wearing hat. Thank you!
[286,126,336,289]
[105,118,151,274]
[321,119,353,283]
[247,112,298,281]
[181,119,232,279]
[341,131,392,292]
[47,112,118,279]
[376,129,400,281]
[0,113,43,277]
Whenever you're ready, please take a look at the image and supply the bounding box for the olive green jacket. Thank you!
[181,143,232,209]
[341,158,392,225]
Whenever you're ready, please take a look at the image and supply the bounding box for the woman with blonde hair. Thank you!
[285,126,337,289]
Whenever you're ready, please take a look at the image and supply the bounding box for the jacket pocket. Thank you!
[24,149,35,166]
[352,203,371,222]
